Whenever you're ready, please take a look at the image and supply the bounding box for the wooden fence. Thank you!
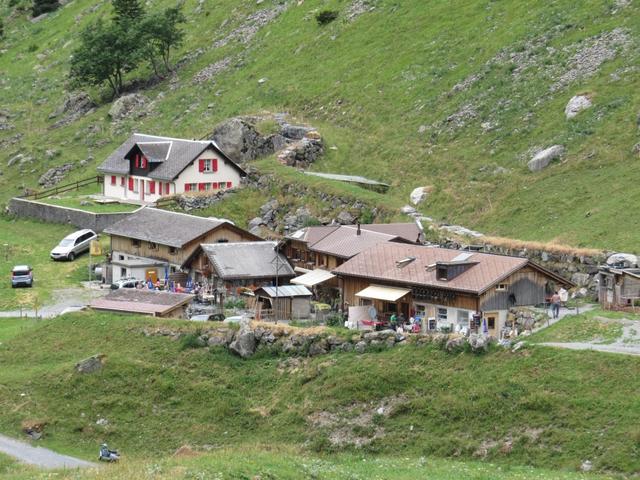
[22,176,103,200]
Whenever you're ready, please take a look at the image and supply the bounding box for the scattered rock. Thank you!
[0,110,12,131]
[632,143,640,155]
[214,5,288,48]
[527,145,565,172]
[22,420,46,440]
[95,418,109,426]
[38,163,74,187]
[410,186,431,206]
[354,340,367,354]
[581,460,593,472]
[193,56,235,84]
[565,94,592,119]
[445,336,465,352]
[400,205,417,215]
[7,154,24,167]
[276,137,324,168]
[108,93,148,121]
[346,0,375,21]
[445,104,477,129]
[336,210,356,225]
[50,91,96,127]
[467,333,491,352]
[75,354,106,374]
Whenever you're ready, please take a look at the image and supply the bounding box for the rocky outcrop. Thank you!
[211,118,275,163]
[565,94,592,119]
[527,145,565,172]
[229,328,257,359]
[276,137,324,168]
[410,186,431,206]
[38,163,74,187]
[49,91,95,127]
[108,93,148,121]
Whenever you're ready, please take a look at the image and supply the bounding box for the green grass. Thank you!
[0,312,638,475]
[1,0,640,249]
[38,197,140,213]
[0,216,110,310]
[528,309,630,344]
[0,317,40,343]
[0,448,619,480]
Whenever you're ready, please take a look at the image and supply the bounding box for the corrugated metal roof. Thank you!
[291,269,335,287]
[256,285,312,298]
[104,207,229,248]
[97,133,246,181]
[90,289,193,314]
[202,241,295,280]
[333,243,533,294]
[359,223,422,243]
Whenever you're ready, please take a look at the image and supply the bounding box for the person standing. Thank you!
[550,291,561,319]
[389,312,398,331]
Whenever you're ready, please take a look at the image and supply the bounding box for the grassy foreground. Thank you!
[0,312,638,477]
[0,448,620,480]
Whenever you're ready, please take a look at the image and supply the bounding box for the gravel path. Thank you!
[539,341,640,356]
[0,433,97,469]
[0,286,107,318]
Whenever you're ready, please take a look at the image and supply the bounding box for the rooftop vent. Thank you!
[396,256,416,269]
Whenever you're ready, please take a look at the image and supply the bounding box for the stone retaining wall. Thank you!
[7,197,136,232]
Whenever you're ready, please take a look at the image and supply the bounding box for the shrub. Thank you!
[180,332,205,350]
[316,9,338,25]
[325,313,344,327]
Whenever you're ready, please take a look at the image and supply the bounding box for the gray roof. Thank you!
[97,133,247,181]
[201,241,295,280]
[104,208,230,248]
[256,285,312,298]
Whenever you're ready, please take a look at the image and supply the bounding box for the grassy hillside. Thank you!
[0,312,639,476]
[1,0,639,249]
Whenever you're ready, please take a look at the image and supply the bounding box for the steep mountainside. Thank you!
[0,0,639,249]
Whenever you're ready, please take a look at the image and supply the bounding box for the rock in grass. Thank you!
[229,330,256,358]
[75,354,106,374]
[565,95,592,119]
[527,145,565,172]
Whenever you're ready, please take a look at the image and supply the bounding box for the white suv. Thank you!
[50,229,98,261]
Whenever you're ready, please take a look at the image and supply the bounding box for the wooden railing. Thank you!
[22,176,103,200]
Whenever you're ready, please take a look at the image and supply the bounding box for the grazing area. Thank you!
[0,312,638,477]
[1,0,640,249]
[528,309,631,344]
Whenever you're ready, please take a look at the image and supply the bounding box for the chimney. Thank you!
[356,222,361,236]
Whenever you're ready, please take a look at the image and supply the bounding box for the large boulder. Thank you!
[606,252,638,268]
[467,333,491,353]
[75,354,106,374]
[527,145,565,172]
[108,93,148,121]
[410,186,431,205]
[565,95,592,119]
[445,336,465,353]
[336,210,356,225]
[50,91,96,127]
[229,330,257,358]
[211,118,274,163]
[38,163,74,187]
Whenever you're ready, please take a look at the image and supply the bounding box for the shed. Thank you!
[90,288,194,318]
[253,285,312,321]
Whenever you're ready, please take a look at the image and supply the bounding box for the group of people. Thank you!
[138,278,202,295]
[389,312,421,333]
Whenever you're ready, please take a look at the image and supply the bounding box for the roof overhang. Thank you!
[291,269,336,287]
[356,285,411,302]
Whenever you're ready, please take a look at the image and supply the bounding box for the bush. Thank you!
[224,298,246,310]
[180,332,206,350]
[316,9,338,25]
[325,313,344,327]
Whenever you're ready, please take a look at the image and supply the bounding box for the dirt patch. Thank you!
[307,395,406,447]
[173,445,201,458]
[474,427,545,458]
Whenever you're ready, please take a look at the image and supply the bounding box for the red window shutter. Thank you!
[185,184,191,192]
[128,177,134,191]
[149,180,155,194]
[211,182,217,189]
[111,175,116,185]
[135,155,139,168]
[165,183,170,195]
[212,158,218,172]
[198,183,206,191]
[227,181,232,188]
[120,176,125,186]
[198,159,205,172]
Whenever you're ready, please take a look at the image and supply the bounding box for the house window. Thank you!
[199,158,218,173]
[121,176,125,187]
[226,181,232,188]
[184,183,197,192]
[457,310,470,327]
[132,239,141,247]
[119,255,125,261]
[496,283,508,291]
[111,175,116,185]
[487,317,496,329]
[132,179,139,193]
[437,308,448,321]
[120,267,127,277]
[148,242,158,250]
[217,238,229,243]
[168,246,177,255]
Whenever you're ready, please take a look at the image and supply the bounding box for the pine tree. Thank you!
[32,0,60,17]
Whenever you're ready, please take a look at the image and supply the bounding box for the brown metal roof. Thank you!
[332,243,535,294]
[90,289,193,315]
[359,223,422,243]
[309,226,407,259]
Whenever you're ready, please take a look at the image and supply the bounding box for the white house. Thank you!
[97,133,247,204]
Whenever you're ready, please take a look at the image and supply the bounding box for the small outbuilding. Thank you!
[253,285,312,321]
[90,288,194,318]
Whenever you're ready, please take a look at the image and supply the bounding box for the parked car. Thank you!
[50,229,98,261]
[11,265,33,288]
[223,315,245,324]
[110,277,140,290]
[190,313,225,322]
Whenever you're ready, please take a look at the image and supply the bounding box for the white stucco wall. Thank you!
[176,147,242,194]
[103,174,175,203]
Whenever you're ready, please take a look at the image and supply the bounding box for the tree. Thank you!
[69,19,142,97]
[112,0,144,24]
[141,5,186,74]
[32,0,60,17]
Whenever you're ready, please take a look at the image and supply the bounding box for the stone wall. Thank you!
[7,197,136,232]
[142,322,495,359]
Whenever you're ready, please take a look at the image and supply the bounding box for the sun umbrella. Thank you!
[482,317,489,334]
